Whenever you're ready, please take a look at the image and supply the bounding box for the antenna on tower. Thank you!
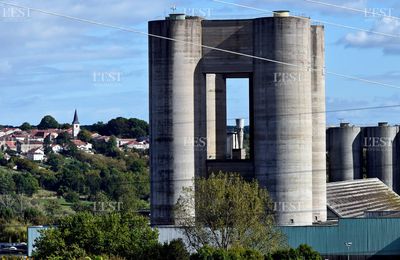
[171,4,177,13]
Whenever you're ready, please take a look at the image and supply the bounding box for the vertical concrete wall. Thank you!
[253,17,313,226]
[149,17,202,225]
[363,123,398,189]
[311,25,327,222]
[327,123,362,182]
[206,74,227,160]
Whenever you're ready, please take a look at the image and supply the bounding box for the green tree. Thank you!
[266,244,322,260]
[56,131,70,146]
[0,170,16,194]
[64,190,80,203]
[12,173,39,196]
[43,134,52,155]
[33,212,159,259]
[78,129,92,142]
[20,122,32,131]
[38,115,60,129]
[175,172,285,254]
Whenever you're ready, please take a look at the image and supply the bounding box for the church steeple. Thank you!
[72,109,80,139]
[72,109,80,124]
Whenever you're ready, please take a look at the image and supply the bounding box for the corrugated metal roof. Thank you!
[327,178,400,218]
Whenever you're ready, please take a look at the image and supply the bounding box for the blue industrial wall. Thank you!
[281,218,400,256]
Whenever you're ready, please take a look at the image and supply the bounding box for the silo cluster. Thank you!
[149,12,327,226]
[327,122,400,193]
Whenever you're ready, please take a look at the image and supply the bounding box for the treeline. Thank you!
[7,116,149,139]
[33,212,322,260]
[83,117,149,139]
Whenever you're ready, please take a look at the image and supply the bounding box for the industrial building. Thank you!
[148,11,400,258]
[327,122,400,193]
[149,11,326,227]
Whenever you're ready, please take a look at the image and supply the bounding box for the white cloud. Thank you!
[340,17,400,54]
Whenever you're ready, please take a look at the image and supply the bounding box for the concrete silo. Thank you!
[327,123,362,182]
[148,14,203,225]
[149,11,327,226]
[253,12,314,226]
[311,25,327,222]
[364,123,398,190]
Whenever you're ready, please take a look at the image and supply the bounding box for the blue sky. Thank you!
[0,0,399,126]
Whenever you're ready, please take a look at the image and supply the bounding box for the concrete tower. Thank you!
[149,11,326,226]
[149,14,203,225]
[253,13,313,226]
[72,109,80,139]
[364,123,399,190]
[327,123,362,182]
[311,25,327,222]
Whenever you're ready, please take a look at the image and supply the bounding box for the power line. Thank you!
[213,0,400,39]
[0,1,398,90]
[303,0,400,22]
[175,104,400,125]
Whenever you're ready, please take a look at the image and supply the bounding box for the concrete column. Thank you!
[327,124,362,182]
[149,16,202,226]
[311,25,327,222]
[364,123,399,189]
[253,16,313,226]
[206,74,227,160]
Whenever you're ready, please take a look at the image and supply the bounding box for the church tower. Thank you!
[72,109,80,139]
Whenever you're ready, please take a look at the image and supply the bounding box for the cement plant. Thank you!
[149,11,400,259]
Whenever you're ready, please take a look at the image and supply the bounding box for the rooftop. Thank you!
[327,178,400,218]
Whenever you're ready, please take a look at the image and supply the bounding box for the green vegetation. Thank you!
[38,115,60,129]
[175,172,285,254]
[14,116,149,140]
[33,212,158,259]
[85,117,149,138]
[0,146,149,242]
[33,211,321,259]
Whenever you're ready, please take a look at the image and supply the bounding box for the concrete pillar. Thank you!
[149,16,202,225]
[327,124,362,182]
[206,74,227,160]
[311,25,327,222]
[253,16,313,226]
[364,123,399,190]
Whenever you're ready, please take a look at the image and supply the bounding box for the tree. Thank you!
[20,122,32,131]
[33,212,159,259]
[175,172,285,254]
[56,131,70,145]
[38,115,60,129]
[13,173,39,196]
[64,190,80,203]
[266,244,322,260]
[78,129,92,142]
[43,134,52,155]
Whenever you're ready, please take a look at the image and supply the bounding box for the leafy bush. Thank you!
[191,246,264,260]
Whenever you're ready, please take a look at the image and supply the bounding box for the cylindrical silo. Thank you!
[253,13,313,226]
[311,25,327,222]
[364,122,398,189]
[327,123,362,182]
[149,14,202,225]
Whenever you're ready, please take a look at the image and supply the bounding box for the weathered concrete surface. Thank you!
[149,14,326,226]
[327,124,362,182]
[253,17,313,226]
[149,17,202,225]
[311,25,327,222]
[206,74,226,160]
[363,123,399,190]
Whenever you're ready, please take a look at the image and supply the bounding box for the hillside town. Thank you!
[0,110,149,162]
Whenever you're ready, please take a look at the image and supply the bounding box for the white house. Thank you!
[27,148,45,161]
